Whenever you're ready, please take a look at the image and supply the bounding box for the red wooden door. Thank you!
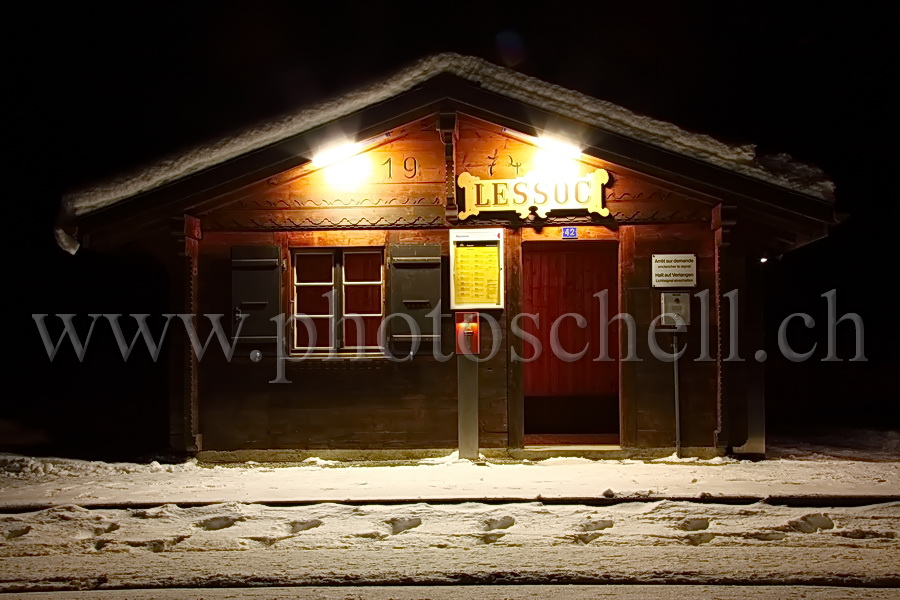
[522,242,619,398]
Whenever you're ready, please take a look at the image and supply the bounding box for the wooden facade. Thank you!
[64,60,837,456]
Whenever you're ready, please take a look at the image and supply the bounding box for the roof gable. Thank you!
[200,113,719,233]
[64,53,835,220]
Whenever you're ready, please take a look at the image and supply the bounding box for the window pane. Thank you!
[344,316,383,348]
[344,284,381,314]
[344,252,382,282]
[296,286,333,315]
[295,253,333,283]
[295,317,332,348]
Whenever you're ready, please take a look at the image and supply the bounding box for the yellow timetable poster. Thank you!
[453,242,500,306]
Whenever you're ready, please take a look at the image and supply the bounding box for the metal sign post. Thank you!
[456,312,480,460]
[661,293,690,458]
[449,229,504,461]
[672,331,682,458]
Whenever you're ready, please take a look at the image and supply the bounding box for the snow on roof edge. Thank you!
[63,52,835,218]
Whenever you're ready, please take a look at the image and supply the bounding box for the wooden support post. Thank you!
[734,251,766,455]
[506,228,524,448]
[169,215,202,453]
[713,204,765,455]
[618,225,638,447]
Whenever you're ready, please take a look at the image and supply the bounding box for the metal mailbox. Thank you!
[230,246,282,342]
[388,244,442,353]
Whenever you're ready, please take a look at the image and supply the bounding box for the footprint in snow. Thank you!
[483,516,515,530]
[195,515,245,531]
[581,518,614,532]
[92,522,120,535]
[354,530,388,540]
[2,525,31,539]
[744,531,787,541]
[386,517,422,535]
[834,529,896,539]
[130,504,182,519]
[289,519,323,533]
[572,532,601,544]
[678,517,709,531]
[125,535,190,552]
[683,532,715,545]
[787,513,834,533]
[245,535,292,546]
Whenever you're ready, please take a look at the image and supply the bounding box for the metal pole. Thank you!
[457,347,479,460]
[673,332,681,458]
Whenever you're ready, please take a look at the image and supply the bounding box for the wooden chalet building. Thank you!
[59,54,837,457]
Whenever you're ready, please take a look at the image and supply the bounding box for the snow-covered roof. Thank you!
[63,53,835,218]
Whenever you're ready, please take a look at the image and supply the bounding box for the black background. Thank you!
[9,3,899,458]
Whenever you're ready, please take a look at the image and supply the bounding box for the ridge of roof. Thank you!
[63,52,835,217]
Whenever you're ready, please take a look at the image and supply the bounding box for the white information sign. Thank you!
[652,254,697,288]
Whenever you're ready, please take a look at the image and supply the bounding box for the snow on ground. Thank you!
[769,429,900,462]
[0,434,897,592]
[2,542,897,591]
[2,500,897,557]
[7,586,900,600]
[1,436,897,507]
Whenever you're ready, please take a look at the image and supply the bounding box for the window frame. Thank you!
[291,247,385,355]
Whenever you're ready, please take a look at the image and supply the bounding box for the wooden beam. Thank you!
[169,214,202,453]
[505,227,524,448]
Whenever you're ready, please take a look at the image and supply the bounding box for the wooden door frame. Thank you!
[507,227,621,447]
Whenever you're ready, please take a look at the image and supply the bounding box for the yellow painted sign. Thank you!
[457,168,610,220]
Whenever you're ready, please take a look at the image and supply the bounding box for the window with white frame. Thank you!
[292,249,384,352]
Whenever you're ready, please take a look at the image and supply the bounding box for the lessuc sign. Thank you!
[457,169,610,220]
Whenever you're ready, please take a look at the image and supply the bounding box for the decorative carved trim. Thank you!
[438,111,458,217]
[232,196,444,209]
[612,208,708,223]
[607,189,674,202]
[205,204,707,231]
[459,208,708,228]
[204,215,449,230]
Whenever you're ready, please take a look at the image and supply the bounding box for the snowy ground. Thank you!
[1,432,897,592]
[4,499,897,557]
[6,586,900,600]
[0,520,900,591]
[0,429,898,508]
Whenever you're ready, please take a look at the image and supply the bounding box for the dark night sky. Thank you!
[47,4,896,214]
[10,3,899,455]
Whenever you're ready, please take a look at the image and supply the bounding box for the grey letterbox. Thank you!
[389,244,442,353]
[231,246,282,342]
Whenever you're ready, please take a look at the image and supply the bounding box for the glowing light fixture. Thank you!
[312,141,362,168]
[312,141,371,190]
[532,135,582,180]
[535,135,581,159]
[760,257,768,263]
